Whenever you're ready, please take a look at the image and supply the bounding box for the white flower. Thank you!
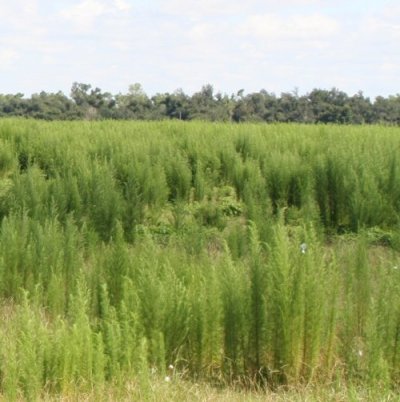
[165,376,171,382]
[300,243,307,254]
[358,350,363,357]
[168,364,174,370]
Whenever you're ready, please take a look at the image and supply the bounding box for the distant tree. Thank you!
[115,83,153,119]
[214,92,234,121]
[373,95,400,124]
[308,88,351,124]
[189,85,233,121]
[276,92,302,122]
[189,84,217,120]
[232,90,277,122]
[0,83,399,124]
[0,93,27,116]
[232,90,248,122]
[348,91,373,124]
[70,82,115,120]
[150,93,168,119]
[162,89,190,120]
[27,91,80,120]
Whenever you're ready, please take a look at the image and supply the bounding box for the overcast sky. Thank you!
[0,0,399,98]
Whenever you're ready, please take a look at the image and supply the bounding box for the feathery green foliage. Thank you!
[0,119,399,398]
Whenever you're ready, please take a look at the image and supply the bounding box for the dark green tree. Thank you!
[115,83,153,119]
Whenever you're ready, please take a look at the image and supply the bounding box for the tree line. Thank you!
[0,82,399,124]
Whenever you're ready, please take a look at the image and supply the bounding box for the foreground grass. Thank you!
[1,120,400,399]
[36,380,398,402]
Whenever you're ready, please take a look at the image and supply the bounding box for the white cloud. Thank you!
[188,21,228,41]
[381,1,400,18]
[60,0,108,31]
[161,0,327,21]
[0,49,20,68]
[114,0,131,11]
[59,0,132,32]
[0,0,37,15]
[0,0,41,32]
[380,63,400,73]
[0,0,398,98]
[354,1,400,38]
[161,0,248,19]
[240,14,339,40]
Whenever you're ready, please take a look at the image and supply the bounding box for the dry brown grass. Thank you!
[32,379,399,402]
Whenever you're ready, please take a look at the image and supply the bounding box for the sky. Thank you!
[0,0,399,99]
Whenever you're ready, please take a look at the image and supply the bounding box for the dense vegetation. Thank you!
[0,119,400,399]
[1,83,400,124]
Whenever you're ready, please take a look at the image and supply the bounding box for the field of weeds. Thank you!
[0,119,400,400]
